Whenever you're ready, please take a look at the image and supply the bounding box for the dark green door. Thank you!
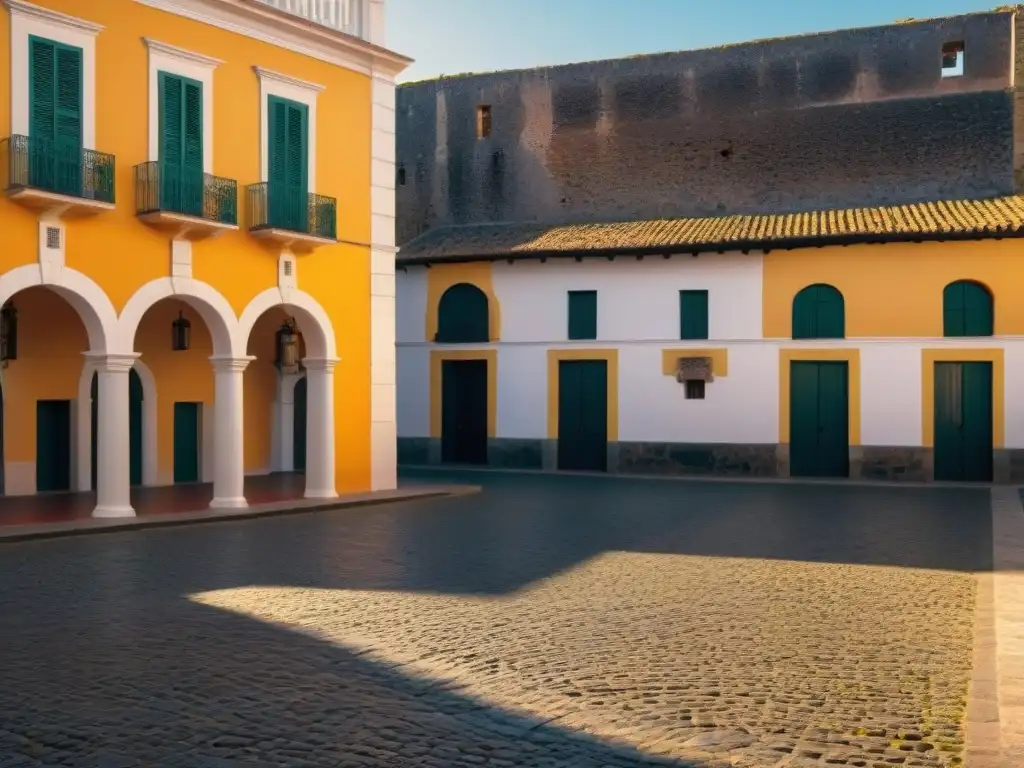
[441,360,488,464]
[268,95,309,231]
[557,360,608,472]
[173,402,201,484]
[36,399,71,492]
[293,376,307,474]
[91,370,143,489]
[789,361,850,478]
[934,362,993,482]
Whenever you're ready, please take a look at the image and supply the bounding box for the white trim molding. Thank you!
[145,37,221,173]
[6,0,102,150]
[132,0,411,79]
[256,66,322,192]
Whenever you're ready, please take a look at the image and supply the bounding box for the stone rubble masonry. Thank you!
[397,10,1015,245]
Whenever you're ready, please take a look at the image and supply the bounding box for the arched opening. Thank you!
[0,286,95,495]
[792,284,845,339]
[943,280,993,337]
[436,283,490,343]
[238,288,336,499]
[90,369,143,489]
[130,298,215,487]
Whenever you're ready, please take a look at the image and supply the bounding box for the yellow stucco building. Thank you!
[0,0,409,515]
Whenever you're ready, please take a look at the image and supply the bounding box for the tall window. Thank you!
[943,280,993,337]
[568,290,597,340]
[436,283,489,343]
[268,95,309,231]
[29,36,83,195]
[792,284,845,339]
[159,72,204,215]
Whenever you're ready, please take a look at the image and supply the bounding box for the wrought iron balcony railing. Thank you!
[1,134,115,204]
[246,183,337,241]
[134,162,238,226]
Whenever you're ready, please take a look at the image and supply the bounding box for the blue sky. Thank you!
[387,0,995,82]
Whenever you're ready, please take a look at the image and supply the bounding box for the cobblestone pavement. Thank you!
[0,471,991,767]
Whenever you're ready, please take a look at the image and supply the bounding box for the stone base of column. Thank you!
[209,496,248,510]
[304,488,339,500]
[92,505,136,519]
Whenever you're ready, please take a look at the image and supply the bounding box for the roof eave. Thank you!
[395,226,1024,267]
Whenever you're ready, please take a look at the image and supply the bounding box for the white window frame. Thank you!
[7,0,101,149]
[144,38,220,174]
[941,47,965,79]
[255,66,324,192]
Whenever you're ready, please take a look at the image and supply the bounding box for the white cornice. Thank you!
[3,0,104,35]
[144,37,223,68]
[254,66,325,93]
[133,0,412,78]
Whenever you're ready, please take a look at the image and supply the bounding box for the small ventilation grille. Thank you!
[45,227,61,250]
[283,259,294,277]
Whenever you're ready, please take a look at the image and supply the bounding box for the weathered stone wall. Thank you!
[397,11,1015,244]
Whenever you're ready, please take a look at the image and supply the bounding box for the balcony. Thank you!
[246,183,338,252]
[254,0,367,40]
[134,162,238,239]
[1,135,115,216]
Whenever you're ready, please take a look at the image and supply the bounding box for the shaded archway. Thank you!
[792,283,845,339]
[239,288,338,499]
[436,283,489,343]
[943,280,993,337]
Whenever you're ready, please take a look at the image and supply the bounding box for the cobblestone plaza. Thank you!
[0,471,993,767]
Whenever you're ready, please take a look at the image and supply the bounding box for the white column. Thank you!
[302,357,339,499]
[209,355,253,509]
[89,352,140,518]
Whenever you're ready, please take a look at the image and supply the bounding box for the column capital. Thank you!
[302,357,341,372]
[210,355,256,373]
[83,352,140,373]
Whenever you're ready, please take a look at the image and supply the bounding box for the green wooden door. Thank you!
[36,399,71,492]
[173,402,201,484]
[441,360,488,464]
[934,362,993,482]
[557,360,608,472]
[293,376,307,474]
[789,361,849,478]
[159,72,203,215]
[268,95,308,231]
[29,36,83,196]
[90,370,143,489]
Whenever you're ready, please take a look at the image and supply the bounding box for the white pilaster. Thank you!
[302,357,339,498]
[209,355,253,508]
[370,68,398,491]
[88,352,140,518]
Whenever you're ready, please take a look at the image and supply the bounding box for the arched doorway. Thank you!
[90,368,143,489]
[293,375,307,474]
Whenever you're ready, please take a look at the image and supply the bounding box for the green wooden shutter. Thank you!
[680,290,709,340]
[945,281,993,337]
[568,291,598,340]
[793,284,844,339]
[29,36,82,195]
[159,72,203,215]
[437,283,489,343]
[267,96,309,230]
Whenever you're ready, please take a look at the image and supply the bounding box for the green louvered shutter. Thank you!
[29,36,82,195]
[159,72,203,216]
[680,290,709,340]
[268,96,308,231]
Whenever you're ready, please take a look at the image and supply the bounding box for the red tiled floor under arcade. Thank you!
[0,474,306,527]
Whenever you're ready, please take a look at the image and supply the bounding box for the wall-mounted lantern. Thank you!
[275,318,302,372]
[1,301,18,363]
[171,311,191,352]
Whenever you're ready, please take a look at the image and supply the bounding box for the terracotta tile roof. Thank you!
[397,196,1024,264]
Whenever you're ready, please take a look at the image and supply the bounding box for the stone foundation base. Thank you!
[398,437,1019,483]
